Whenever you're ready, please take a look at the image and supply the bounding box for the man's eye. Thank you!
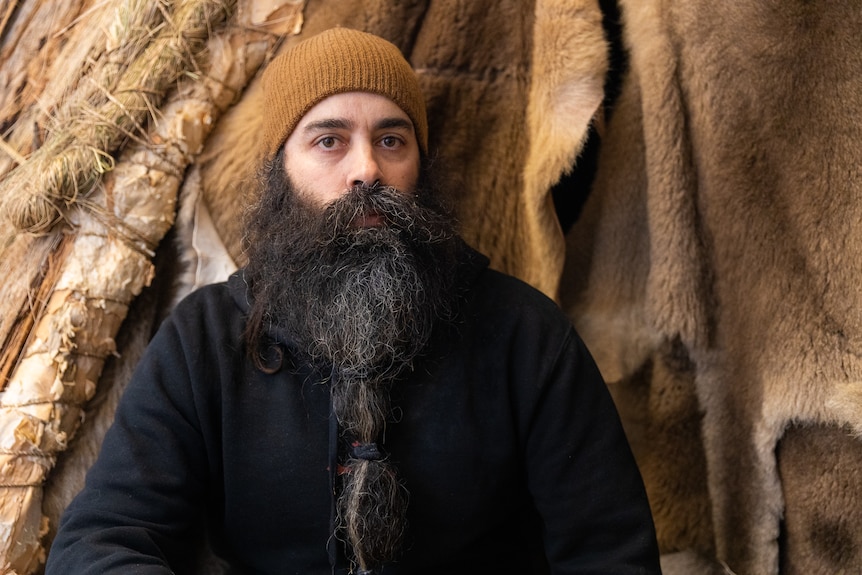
[317,136,336,148]
[380,136,401,148]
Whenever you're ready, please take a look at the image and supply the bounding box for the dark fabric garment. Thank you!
[46,247,660,575]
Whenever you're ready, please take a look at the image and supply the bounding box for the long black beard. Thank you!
[244,164,459,374]
[243,155,460,572]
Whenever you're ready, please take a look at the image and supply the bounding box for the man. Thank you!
[47,28,660,574]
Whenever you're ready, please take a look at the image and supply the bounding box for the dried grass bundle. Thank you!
[0,0,235,235]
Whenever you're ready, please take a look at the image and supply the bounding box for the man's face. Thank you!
[282,91,421,219]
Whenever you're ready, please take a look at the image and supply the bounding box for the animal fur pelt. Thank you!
[778,423,862,574]
[561,1,862,574]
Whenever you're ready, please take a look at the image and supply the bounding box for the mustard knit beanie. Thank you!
[260,27,428,160]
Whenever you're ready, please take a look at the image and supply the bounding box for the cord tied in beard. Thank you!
[350,441,384,462]
[333,372,408,573]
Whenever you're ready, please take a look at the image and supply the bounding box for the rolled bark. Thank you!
[0,1,304,571]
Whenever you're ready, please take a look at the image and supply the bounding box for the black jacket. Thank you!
[47,248,660,574]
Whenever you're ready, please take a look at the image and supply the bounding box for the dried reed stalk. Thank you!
[0,1,294,571]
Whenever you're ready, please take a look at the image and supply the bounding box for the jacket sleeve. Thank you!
[524,327,661,575]
[45,311,211,574]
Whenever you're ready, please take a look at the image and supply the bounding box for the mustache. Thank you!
[321,183,454,245]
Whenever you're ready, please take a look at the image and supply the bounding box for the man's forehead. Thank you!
[297,91,413,129]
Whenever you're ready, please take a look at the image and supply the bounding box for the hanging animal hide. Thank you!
[561,1,862,574]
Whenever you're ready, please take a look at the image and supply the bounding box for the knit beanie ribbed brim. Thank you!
[260,27,428,160]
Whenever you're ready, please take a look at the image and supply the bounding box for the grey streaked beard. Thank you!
[243,164,460,572]
[276,182,455,382]
[295,184,454,572]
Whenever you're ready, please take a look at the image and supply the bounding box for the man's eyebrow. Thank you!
[374,117,413,131]
[302,118,351,132]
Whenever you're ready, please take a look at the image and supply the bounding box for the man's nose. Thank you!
[346,142,383,188]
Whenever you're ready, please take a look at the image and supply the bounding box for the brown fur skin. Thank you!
[562,1,862,574]
[778,424,862,574]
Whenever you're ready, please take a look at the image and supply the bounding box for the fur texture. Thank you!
[562,1,862,573]
[778,424,862,574]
